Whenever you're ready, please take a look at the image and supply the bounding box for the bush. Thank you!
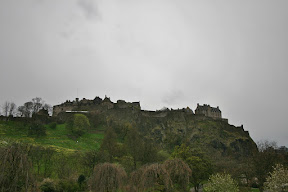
[28,121,46,137]
[204,173,239,192]
[56,179,79,192]
[49,122,57,129]
[40,178,56,192]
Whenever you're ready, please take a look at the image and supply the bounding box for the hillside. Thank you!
[83,107,258,160]
[1,98,258,161]
[0,121,104,152]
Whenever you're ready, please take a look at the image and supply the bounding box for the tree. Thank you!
[82,149,106,175]
[66,114,90,137]
[29,146,55,177]
[18,101,33,117]
[264,164,288,192]
[131,163,172,192]
[187,156,213,192]
[18,97,50,117]
[2,101,10,117]
[253,140,285,191]
[172,144,213,192]
[0,143,35,191]
[142,138,159,164]
[125,127,144,170]
[163,158,192,192]
[100,126,119,162]
[204,173,239,192]
[1,101,17,118]
[32,97,44,114]
[88,163,127,192]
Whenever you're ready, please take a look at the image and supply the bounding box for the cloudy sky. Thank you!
[0,0,287,146]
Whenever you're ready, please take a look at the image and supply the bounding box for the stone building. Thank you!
[195,103,222,119]
[52,96,141,116]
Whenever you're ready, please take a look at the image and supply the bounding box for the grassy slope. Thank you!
[0,121,103,152]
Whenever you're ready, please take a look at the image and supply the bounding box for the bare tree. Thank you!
[32,97,44,114]
[2,101,10,117]
[18,98,51,117]
[1,101,17,118]
[9,102,17,116]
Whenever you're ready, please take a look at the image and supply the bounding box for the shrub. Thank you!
[40,178,56,192]
[56,179,79,192]
[28,121,46,137]
[49,122,57,129]
[204,173,239,192]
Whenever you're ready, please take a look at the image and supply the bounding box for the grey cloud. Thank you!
[77,0,99,19]
[162,90,184,106]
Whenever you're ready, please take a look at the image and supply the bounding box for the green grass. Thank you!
[251,188,260,192]
[0,121,104,152]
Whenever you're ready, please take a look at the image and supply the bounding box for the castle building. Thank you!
[52,96,141,116]
[195,103,222,119]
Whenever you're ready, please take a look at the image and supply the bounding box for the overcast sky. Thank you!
[0,0,287,146]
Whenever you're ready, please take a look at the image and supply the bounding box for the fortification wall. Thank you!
[141,110,168,118]
[53,105,75,116]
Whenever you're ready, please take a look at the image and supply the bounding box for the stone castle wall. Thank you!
[53,97,141,116]
[53,97,226,122]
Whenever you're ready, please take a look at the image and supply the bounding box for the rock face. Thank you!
[92,107,257,160]
[54,97,257,159]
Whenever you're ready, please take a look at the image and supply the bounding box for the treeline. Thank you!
[1,137,288,192]
[0,97,52,118]
[0,113,288,191]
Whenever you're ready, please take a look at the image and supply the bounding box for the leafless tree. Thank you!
[2,101,17,117]
[88,163,127,192]
[257,140,278,152]
[2,101,10,117]
[32,97,44,114]
[9,102,17,116]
